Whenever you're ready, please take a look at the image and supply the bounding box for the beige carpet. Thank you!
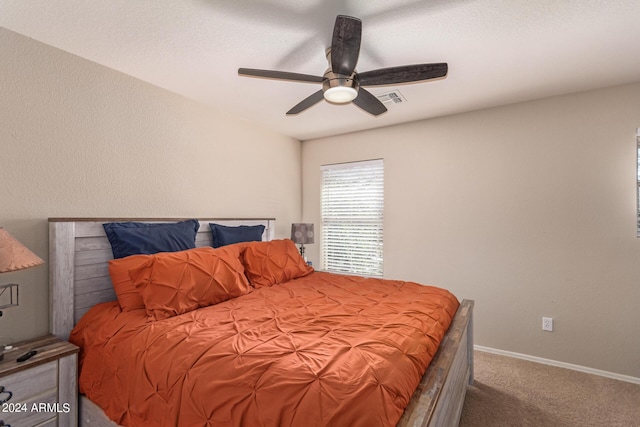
[459,350,640,427]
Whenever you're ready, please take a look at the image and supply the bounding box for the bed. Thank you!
[48,217,473,427]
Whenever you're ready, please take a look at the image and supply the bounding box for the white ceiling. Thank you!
[1,0,640,140]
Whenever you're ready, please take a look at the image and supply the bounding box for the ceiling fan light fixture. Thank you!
[324,86,358,103]
[322,70,359,104]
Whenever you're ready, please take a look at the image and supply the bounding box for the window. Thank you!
[321,159,384,277]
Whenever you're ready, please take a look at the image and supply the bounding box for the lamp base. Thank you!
[0,283,19,310]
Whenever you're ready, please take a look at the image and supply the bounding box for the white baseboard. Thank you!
[475,345,640,385]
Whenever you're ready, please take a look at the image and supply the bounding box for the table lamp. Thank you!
[290,223,314,261]
[0,227,44,317]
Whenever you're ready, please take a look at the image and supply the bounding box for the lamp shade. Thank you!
[0,228,44,273]
[291,223,314,245]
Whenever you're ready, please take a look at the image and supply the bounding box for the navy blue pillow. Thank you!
[103,219,200,259]
[209,223,265,248]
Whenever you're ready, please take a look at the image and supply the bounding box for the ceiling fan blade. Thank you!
[352,88,387,116]
[358,63,448,86]
[238,68,323,83]
[330,15,362,76]
[286,90,325,115]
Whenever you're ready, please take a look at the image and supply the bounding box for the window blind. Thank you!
[321,159,384,277]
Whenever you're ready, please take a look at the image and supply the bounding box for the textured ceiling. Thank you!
[1,0,640,140]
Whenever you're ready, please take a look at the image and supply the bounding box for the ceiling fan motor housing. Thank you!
[323,70,359,103]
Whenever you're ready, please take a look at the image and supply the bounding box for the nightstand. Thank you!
[0,334,78,427]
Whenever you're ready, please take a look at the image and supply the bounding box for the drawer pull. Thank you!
[0,386,11,403]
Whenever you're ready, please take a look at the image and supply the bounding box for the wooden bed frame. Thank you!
[48,217,473,427]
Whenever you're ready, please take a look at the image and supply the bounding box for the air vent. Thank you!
[375,90,406,105]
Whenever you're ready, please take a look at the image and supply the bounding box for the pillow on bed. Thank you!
[103,219,200,259]
[242,239,313,288]
[210,223,265,248]
[128,246,250,320]
[108,254,149,311]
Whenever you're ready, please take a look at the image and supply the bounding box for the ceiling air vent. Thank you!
[375,90,406,105]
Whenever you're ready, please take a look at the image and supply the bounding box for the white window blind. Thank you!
[321,159,384,277]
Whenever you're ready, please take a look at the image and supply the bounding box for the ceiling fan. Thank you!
[238,15,448,116]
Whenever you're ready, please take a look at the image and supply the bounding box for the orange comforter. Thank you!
[70,272,459,427]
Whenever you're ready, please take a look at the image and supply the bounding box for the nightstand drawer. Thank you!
[2,394,58,427]
[1,361,58,400]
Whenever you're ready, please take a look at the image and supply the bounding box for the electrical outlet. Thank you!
[542,317,553,332]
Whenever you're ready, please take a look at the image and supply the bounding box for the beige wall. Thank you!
[0,28,301,342]
[302,82,640,378]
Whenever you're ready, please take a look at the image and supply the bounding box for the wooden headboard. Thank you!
[48,218,276,339]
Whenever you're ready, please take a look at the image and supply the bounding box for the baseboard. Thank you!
[475,345,640,385]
